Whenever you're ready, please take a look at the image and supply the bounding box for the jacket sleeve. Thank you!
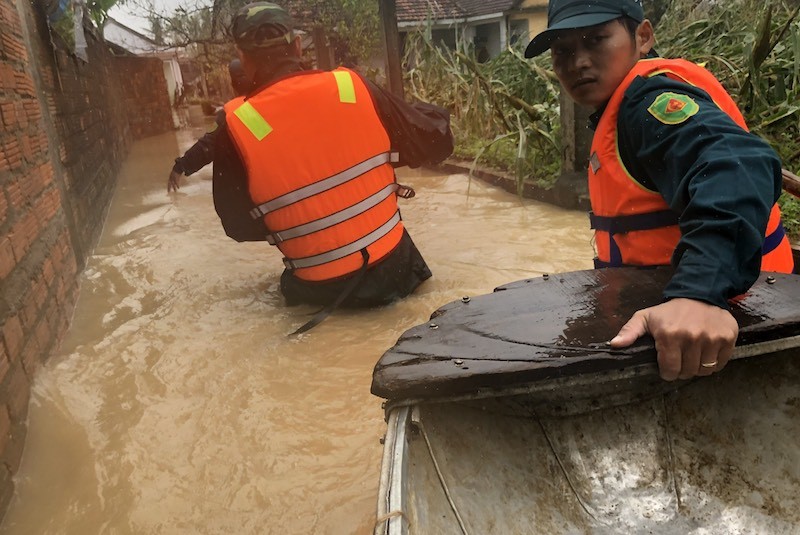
[212,123,269,242]
[362,76,454,168]
[173,110,226,176]
[618,76,782,309]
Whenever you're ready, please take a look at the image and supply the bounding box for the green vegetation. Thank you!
[404,29,561,192]
[403,0,800,238]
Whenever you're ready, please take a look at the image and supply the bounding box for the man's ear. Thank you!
[636,19,655,56]
[292,35,302,57]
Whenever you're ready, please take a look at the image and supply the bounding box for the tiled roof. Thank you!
[396,0,519,23]
[457,0,519,17]
[396,0,464,23]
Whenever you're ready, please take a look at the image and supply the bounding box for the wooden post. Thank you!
[313,26,334,70]
[554,90,593,206]
[379,0,404,97]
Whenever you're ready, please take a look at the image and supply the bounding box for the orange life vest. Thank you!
[589,58,793,273]
[224,67,404,282]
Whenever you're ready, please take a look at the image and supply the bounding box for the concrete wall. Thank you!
[0,0,174,516]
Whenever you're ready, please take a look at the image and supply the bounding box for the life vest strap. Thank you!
[595,222,786,268]
[250,152,400,219]
[283,211,401,270]
[763,221,786,255]
[267,183,399,245]
[289,248,370,337]
[590,209,679,235]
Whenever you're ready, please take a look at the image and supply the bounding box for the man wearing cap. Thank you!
[525,0,793,380]
[212,2,453,331]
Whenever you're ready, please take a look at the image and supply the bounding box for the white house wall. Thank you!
[103,21,156,55]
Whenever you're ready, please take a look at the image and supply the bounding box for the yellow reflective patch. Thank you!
[234,101,272,141]
[333,71,356,104]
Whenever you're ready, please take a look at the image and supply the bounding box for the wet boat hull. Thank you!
[372,268,800,534]
[379,350,800,534]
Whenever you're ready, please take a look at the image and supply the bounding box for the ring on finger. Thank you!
[700,361,718,369]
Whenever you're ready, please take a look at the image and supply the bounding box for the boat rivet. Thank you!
[543,273,550,280]
[766,276,776,285]
[381,401,386,409]
[461,296,470,303]
[379,435,385,445]
[454,359,464,365]
[429,323,438,329]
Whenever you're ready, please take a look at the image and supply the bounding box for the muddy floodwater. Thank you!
[0,117,593,534]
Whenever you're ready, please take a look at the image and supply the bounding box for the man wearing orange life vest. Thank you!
[525,0,793,381]
[212,3,453,325]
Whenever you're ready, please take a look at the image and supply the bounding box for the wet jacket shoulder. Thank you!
[614,74,782,308]
[358,74,454,168]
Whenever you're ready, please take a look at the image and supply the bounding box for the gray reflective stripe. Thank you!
[250,152,400,219]
[267,183,399,245]
[283,211,401,270]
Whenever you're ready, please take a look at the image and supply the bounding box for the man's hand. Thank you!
[609,298,738,381]
[168,170,183,193]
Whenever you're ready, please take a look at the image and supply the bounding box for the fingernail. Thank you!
[609,336,620,345]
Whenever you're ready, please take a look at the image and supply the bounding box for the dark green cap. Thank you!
[525,0,644,58]
[231,2,294,51]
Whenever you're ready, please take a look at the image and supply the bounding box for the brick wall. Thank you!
[115,55,176,139]
[0,0,81,513]
[26,10,132,260]
[0,0,175,516]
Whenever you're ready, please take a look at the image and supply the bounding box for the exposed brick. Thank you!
[5,176,22,207]
[0,0,174,518]
[0,102,15,128]
[31,274,47,311]
[6,365,30,420]
[8,213,36,261]
[0,238,13,279]
[20,337,39,379]
[19,132,33,163]
[0,34,28,63]
[0,63,15,92]
[13,101,26,128]
[1,136,21,172]
[19,164,53,202]
[0,191,6,227]
[1,315,23,363]
[0,3,21,27]
[0,345,9,384]
[19,286,38,333]
[15,72,35,98]
[0,406,9,444]
[42,256,54,287]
